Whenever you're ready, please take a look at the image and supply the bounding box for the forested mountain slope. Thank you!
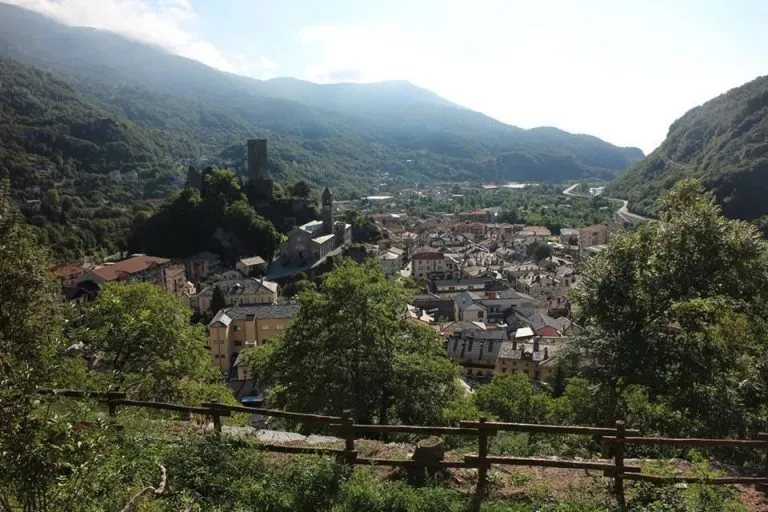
[606,74,768,229]
[0,2,643,195]
[0,57,182,260]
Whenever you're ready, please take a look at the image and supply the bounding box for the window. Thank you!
[261,324,270,330]
[477,311,484,318]
[234,341,242,347]
[233,325,241,332]
[276,324,284,330]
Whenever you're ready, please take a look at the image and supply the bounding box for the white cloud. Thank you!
[4,0,278,79]
[295,20,762,153]
[297,24,423,84]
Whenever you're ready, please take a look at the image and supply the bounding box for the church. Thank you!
[276,187,351,268]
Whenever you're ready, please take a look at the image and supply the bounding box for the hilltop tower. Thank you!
[322,187,334,235]
[247,139,273,202]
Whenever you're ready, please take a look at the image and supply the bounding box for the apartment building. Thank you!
[208,303,300,375]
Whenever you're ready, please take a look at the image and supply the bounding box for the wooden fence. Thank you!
[40,389,768,508]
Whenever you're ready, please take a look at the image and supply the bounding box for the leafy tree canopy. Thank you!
[573,180,768,436]
[73,282,232,403]
[339,208,382,244]
[248,259,459,424]
[129,170,281,264]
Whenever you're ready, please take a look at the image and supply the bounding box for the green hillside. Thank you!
[0,2,643,196]
[0,57,185,260]
[606,74,768,230]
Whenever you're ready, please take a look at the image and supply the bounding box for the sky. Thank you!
[6,0,768,153]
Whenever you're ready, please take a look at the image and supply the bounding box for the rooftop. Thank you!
[199,278,278,297]
[515,327,535,339]
[299,220,325,235]
[239,256,266,266]
[217,303,301,322]
[89,255,169,282]
[378,251,400,260]
[312,234,335,245]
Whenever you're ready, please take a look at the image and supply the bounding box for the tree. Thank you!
[572,180,768,435]
[202,168,244,205]
[249,259,459,424]
[289,181,312,199]
[74,282,231,403]
[281,279,315,298]
[340,209,382,244]
[0,183,108,511]
[474,373,553,423]
[533,243,552,262]
[209,285,227,315]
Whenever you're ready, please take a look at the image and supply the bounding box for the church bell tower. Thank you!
[322,187,334,235]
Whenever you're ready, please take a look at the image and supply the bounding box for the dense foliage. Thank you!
[128,168,281,263]
[72,282,232,404]
[0,57,185,261]
[495,185,614,233]
[247,259,460,424]
[0,178,755,511]
[0,2,642,204]
[606,74,768,232]
[339,208,383,243]
[573,180,768,438]
[387,184,612,233]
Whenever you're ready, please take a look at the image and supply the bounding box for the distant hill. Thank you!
[0,2,643,196]
[0,57,160,178]
[606,74,768,228]
[0,56,185,261]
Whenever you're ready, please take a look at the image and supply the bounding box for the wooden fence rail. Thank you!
[39,389,768,509]
[460,420,641,436]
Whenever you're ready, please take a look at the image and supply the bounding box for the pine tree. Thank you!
[209,285,227,315]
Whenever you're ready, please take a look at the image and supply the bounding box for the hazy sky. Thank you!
[7,0,768,152]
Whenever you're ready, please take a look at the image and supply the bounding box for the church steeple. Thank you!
[322,187,334,235]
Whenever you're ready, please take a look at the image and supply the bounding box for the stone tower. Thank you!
[247,139,273,202]
[322,187,334,235]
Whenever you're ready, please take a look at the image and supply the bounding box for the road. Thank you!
[562,184,650,226]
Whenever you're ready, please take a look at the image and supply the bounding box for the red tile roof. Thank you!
[412,246,444,260]
[90,256,169,282]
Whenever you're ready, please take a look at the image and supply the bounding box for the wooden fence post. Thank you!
[342,410,357,465]
[476,417,490,497]
[758,432,768,495]
[209,399,222,433]
[106,391,122,417]
[614,420,626,510]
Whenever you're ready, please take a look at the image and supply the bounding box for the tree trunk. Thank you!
[408,437,445,485]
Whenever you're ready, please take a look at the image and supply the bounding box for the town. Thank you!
[50,140,631,403]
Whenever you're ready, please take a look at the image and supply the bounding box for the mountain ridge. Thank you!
[0,2,643,196]
[606,73,768,229]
